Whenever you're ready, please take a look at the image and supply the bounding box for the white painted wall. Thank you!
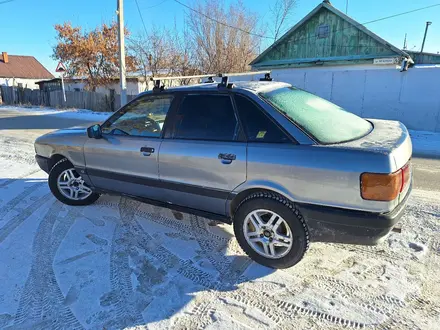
[0,77,46,89]
[64,80,142,95]
[271,66,440,132]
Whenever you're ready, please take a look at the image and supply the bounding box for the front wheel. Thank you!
[233,192,309,269]
[48,158,100,206]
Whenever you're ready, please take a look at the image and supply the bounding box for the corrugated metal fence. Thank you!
[0,86,137,112]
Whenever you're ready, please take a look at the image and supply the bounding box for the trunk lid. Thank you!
[333,119,412,171]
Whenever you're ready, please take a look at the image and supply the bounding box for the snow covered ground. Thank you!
[0,106,440,329]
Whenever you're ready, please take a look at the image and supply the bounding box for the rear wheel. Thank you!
[233,192,309,269]
[48,159,100,206]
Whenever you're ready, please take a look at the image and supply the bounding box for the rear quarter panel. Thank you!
[236,143,399,213]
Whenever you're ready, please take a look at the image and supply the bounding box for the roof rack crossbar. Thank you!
[218,70,271,77]
[150,74,219,81]
[150,70,272,92]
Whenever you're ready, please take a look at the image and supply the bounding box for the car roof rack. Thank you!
[150,70,272,92]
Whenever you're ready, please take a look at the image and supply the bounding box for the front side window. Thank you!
[172,95,238,141]
[260,87,372,144]
[234,95,290,143]
[101,96,173,137]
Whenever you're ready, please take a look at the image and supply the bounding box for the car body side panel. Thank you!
[158,139,247,215]
[83,135,166,201]
[34,128,88,168]
[233,143,398,213]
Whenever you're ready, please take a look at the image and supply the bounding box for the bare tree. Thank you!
[129,0,265,85]
[187,0,263,73]
[270,0,296,41]
[168,21,200,84]
[129,23,199,88]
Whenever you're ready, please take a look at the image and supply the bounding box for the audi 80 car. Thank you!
[34,78,412,268]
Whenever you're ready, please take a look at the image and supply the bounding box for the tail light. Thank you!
[361,162,411,201]
[401,163,411,192]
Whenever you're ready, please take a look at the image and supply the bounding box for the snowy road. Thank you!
[0,107,439,329]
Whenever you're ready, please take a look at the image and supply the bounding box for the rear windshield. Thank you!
[260,87,372,144]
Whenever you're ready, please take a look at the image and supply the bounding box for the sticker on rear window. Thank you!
[256,131,266,139]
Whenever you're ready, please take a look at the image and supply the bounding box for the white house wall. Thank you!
[0,77,46,90]
[270,66,440,132]
[64,81,142,96]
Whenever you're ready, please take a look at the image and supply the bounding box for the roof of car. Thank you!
[139,80,290,96]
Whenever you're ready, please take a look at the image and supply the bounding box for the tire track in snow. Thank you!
[0,182,45,220]
[135,206,229,242]
[104,197,145,328]
[0,192,51,244]
[189,215,252,284]
[13,202,83,329]
[171,293,218,330]
[103,197,226,328]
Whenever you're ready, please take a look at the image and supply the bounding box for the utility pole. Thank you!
[345,0,349,15]
[117,0,127,106]
[403,33,407,50]
[420,21,432,53]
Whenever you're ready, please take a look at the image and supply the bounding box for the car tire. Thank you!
[48,158,100,206]
[233,191,309,269]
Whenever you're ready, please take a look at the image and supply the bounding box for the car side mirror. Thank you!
[87,124,102,139]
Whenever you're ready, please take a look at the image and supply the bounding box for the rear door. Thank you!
[158,93,247,215]
[84,94,175,200]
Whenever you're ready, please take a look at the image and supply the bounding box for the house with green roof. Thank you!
[251,0,413,71]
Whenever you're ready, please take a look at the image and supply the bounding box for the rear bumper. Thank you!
[35,155,50,174]
[298,186,411,245]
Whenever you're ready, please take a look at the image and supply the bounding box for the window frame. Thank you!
[233,93,298,144]
[317,24,330,39]
[165,91,245,143]
[100,93,178,139]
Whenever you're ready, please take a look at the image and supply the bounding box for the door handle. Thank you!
[140,147,155,156]
[218,153,236,164]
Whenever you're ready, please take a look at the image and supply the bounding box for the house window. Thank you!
[317,24,330,39]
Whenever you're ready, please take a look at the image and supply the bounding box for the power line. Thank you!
[134,0,149,36]
[174,0,440,47]
[0,0,15,5]
[141,0,169,9]
[173,0,273,40]
[361,3,440,25]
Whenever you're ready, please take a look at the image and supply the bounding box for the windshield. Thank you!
[260,87,372,144]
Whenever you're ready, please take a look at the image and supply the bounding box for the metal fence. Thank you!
[0,86,137,112]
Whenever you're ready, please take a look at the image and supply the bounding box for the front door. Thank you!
[84,94,174,200]
[159,93,247,215]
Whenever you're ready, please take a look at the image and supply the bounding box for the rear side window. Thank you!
[260,87,372,144]
[173,95,238,141]
[235,95,290,143]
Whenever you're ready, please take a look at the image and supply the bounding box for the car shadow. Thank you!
[0,178,276,329]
